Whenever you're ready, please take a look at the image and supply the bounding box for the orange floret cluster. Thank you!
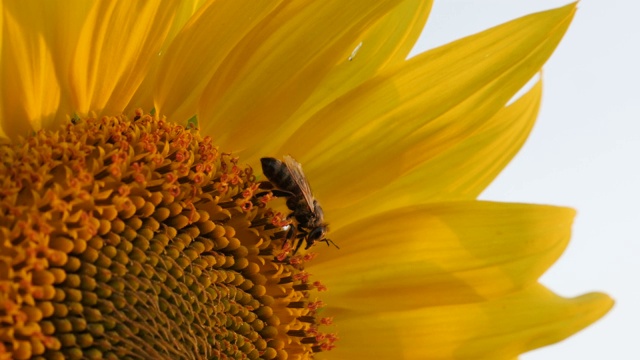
[0,111,335,359]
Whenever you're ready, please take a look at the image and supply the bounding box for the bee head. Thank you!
[305,224,339,250]
[306,224,327,248]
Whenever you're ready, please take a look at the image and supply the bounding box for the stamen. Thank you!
[0,112,336,359]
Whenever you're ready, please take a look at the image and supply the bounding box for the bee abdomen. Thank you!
[261,157,301,195]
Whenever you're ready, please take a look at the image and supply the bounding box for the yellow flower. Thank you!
[0,1,613,359]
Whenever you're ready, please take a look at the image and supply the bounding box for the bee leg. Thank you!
[258,181,275,190]
[284,223,302,253]
[292,235,306,255]
[282,225,295,249]
[284,224,296,245]
[273,190,296,198]
[291,226,308,255]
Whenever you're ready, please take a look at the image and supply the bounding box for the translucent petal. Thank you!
[309,201,574,310]
[1,9,60,138]
[332,79,541,223]
[241,0,434,162]
[2,0,93,125]
[154,0,284,123]
[0,1,4,138]
[198,0,403,153]
[127,0,209,113]
[280,4,574,209]
[319,285,613,360]
[378,80,543,201]
[69,1,180,116]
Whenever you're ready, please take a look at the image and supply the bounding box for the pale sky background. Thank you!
[411,1,637,359]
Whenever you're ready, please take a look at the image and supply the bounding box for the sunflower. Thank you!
[0,1,612,359]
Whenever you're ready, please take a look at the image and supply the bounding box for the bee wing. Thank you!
[283,155,316,214]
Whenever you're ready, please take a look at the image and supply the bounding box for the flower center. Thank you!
[0,111,336,359]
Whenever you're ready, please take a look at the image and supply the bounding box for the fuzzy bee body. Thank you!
[261,158,304,198]
[260,156,337,254]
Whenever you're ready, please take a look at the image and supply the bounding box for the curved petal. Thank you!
[198,0,403,153]
[376,0,433,66]
[280,4,575,210]
[127,0,210,113]
[1,8,60,138]
[320,285,613,360]
[309,201,574,311]
[334,78,541,222]
[0,2,3,139]
[154,0,285,123]
[241,0,434,162]
[378,79,542,202]
[2,0,93,128]
[69,1,180,117]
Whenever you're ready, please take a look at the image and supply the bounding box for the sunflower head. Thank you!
[0,113,335,359]
[0,1,614,359]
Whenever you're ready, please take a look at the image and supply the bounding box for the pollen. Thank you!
[0,112,335,359]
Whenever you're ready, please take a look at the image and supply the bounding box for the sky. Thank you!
[411,1,638,359]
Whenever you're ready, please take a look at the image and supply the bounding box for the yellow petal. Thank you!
[374,0,434,66]
[127,0,210,112]
[154,0,284,123]
[69,1,180,116]
[198,0,403,153]
[333,78,541,222]
[153,0,209,52]
[0,1,4,138]
[1,8,60,138]
[320,285,613,360]
[280,4,574,209]
[309,201,574,311]
[380,80,542,201]
[241,0,434,162]
[2,0,93,128]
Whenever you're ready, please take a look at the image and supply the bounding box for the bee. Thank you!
[260,155,338,254]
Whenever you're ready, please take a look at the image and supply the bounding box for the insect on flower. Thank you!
[260,155,339,254]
